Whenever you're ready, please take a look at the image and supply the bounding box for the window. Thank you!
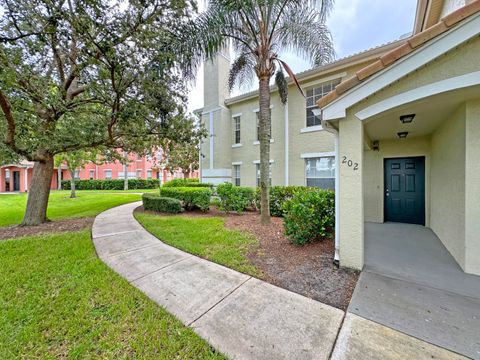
[233,116,241,144]
[137,170,142,179]
[306,79,341,127]
[74,170,81,180]
[256,163,272,187]
[305,157,335,189]
[233,165,240,186]
[89,170,95,180]
[104,170,112,180]
[147,170,152,179]
[255,110,271,141]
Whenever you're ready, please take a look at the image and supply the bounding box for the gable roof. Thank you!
[317,0,480,110]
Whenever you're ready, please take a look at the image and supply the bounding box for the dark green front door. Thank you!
[384,157,425,225]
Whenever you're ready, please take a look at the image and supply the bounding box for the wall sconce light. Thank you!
[400,114,415,123]
[397,132,409,139]
[373,140,380,151]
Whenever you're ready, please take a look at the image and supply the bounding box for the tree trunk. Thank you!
[22,153,54,226]
[259,76,271,224]
[57,167,62,190]
[69,169,76,198]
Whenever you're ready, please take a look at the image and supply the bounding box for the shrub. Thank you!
[216,183,255,214]
[255,186,316,217]
[142,194,183,213]
[210,197,222,207]
[160,187,212,211]
[282,189,335,246]
[61,179,159,190]
[162,179,212,188]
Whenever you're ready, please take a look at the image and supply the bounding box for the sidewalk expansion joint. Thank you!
[188,276,252,327]
[130,256,193,284]
[93,229,140,239]
[328,311,347,360]
[101,243,162,259]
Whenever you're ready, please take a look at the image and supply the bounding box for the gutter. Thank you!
[314,109,340,267]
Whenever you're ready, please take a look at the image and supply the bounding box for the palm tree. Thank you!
[184,0,335,224]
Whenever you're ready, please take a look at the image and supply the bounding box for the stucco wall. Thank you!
[364,136,431,224]
[465,99,480,275]
[430,105,466,269]
[224,61,373,187]
[440,0,467,18]
[338,112,364,270]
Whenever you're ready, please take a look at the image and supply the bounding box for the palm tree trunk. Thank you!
[259,76,271,224]
[22,153,54,226]
[69,169,76,198]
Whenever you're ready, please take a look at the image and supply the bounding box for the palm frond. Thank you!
[274,69,288,104]
[228,53,256,91]
[273,5,335,66]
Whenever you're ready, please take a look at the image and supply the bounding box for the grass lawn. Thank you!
[0,190,145,227]
[0,230,224,359]
[135,212,260,277]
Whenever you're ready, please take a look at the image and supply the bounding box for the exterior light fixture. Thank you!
[400,114,415,123]
[397,131,409,139]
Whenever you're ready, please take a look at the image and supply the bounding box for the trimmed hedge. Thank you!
[160,187,212,211]
[142,194,183,213]
[282,189,335,245]
[61,179,159,190]
[162,178,212,188]
[216,183,255,214]
[255,186,317,217]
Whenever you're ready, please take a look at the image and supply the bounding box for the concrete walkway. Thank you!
[349,223,480,359]
[92,203,467,360]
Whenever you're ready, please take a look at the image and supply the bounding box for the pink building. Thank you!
[0,153,198,192]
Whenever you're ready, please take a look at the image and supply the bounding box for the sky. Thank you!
[187,0,418,112]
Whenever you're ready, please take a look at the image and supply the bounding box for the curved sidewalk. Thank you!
[92,202,468,360]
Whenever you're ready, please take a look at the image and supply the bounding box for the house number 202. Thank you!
[342,156,359,170]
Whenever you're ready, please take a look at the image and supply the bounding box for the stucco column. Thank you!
[0,168,5,192]
[338,113,364,270]
[465,99,480,275]
[24,168,29,192]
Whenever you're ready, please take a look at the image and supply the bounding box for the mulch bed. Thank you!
[140,206,359,310]
[0,218,94,241]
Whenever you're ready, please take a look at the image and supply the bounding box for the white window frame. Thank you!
[147,170,152,179]
[256,163,272,187]
[306,79,341,127]
[89,169,95,180]
[74,170,81,180]
[233,115,241,145]
[104,169,112,180]
[305,156,335,189]
[233,165,241,186]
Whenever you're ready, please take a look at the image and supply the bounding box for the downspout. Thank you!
[284,102,289,186]
[320,116,340,267]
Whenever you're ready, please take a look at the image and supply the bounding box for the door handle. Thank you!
[386,188,390,197]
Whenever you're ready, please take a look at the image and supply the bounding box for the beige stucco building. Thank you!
[197,0,480,276]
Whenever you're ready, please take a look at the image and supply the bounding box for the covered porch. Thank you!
[317,8,480,275]
[348,222,480,358]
